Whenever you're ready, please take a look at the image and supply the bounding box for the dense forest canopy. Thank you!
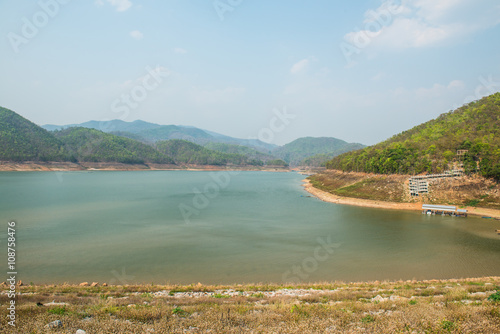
[0,106,70,162]
[272,137,365,166]
[54,127,175,164]
[327,93,500,181]
[203,142,274,162]
[156,139,264,166]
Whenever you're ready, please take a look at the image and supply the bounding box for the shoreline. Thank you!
[303,178,500,219]
[5,276,499,289]
[0,161,290,172]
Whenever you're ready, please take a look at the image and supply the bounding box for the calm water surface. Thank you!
[0,171,499,284]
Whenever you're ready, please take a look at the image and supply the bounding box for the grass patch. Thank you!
[488,290,500,303]
[465,199,481,207]
[441,320,456,331]
[361,315,375,323]
[47,306,67,315]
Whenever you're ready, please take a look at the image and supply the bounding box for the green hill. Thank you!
[43,120,278,152]
[54,127,174,164]
[327,93,500,181]
[137,125,213,143]
[43,119,162,133]
[156,140,264,166]
[0,106,70,162]
[272,137,365,166]
[203,142,275,162]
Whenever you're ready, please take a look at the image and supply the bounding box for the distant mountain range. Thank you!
[42,120,277,153]
[0,107,364,167]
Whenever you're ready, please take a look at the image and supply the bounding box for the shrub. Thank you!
[488,290,500,303]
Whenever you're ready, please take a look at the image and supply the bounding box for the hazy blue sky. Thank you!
[1,0,499,145]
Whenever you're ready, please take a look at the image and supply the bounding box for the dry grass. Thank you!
[423,174,500,209]
[309,170,500,209]
[309,171,407,202]
[1,278,500,333]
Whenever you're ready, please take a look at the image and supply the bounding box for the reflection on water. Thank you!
[0,171,499,284]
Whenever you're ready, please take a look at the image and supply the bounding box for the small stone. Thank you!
[371,295,388,302]
[469,292,487,297]
[389,295,406,301]
[45,301,69,306]
[45,320,62,328]
[90,282,99,287]
[79,282,89,287]
[76,330,86,334]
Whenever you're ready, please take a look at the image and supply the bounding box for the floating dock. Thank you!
[422,204,467,217]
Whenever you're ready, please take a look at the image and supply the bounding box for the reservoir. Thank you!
[1,171,499,284]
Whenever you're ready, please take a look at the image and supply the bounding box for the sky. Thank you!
[1,0,500,146]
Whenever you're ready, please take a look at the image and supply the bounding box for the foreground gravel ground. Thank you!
[1,277,500,333]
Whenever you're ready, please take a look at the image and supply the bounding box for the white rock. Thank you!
[45,301,69,306]
[76,330,86,334]
[389,295,406,301]
[469,292,487,297]
[371,295,388,302]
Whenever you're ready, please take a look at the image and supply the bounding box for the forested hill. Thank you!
[54,127,175,164]
[327,93,500,181]
[0,106,70,161]
[272,137,365,166]
[156,140,264,166]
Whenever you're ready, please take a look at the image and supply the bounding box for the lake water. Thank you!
[1,171,499,285]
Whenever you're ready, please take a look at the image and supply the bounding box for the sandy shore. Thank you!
[303,178,500,219]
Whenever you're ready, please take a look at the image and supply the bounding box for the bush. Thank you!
[488,290,500,303]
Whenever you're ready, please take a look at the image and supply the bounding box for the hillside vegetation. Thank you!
[0,106,70,162]
[327,93,500,181]
[54,127,174,164]
[2,106,363,168]
[156,139,263,166]
[43,120,277,152]
[273,137,365,166]
[204,142,275,162]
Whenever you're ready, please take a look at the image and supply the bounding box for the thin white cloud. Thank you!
[290,59,309,74]
[96,0,132,12]
[174,47,187,54]
[415,80,465,98]
[371,72,386,81]
[130,30,143,40]
[344,0,500,50]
